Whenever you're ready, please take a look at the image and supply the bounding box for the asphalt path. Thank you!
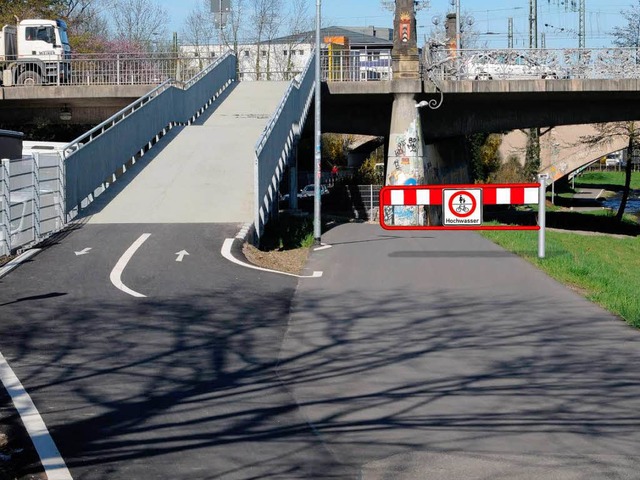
[279,223,640,479]
[0,223,347,479]
[2,221,640,479]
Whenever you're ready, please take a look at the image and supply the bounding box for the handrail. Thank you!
[62,80,173,157]
[255,52,315,155]
[63,51,233,157]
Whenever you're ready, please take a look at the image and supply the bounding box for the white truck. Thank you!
[0,19,71,86]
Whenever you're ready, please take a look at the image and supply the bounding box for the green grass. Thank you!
[481,228,640,328]
[574,171,640,190]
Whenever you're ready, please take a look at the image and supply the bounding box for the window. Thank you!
[25,26,54,43]
[299,50,304,55]
[283,50,288,56]
[261,50,267,57]
[243,50,250,57]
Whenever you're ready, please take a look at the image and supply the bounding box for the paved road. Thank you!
[280,223,640,479]
[0,223,346,479]
[2,220,640,479]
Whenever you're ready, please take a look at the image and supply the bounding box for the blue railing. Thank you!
[63,53,237,216]
[254,51,316,240]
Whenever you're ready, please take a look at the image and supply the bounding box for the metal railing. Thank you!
[63,52,237,218]
[0,152,65,256]
[254,52,316,240]
[7,52,217,87]
[321,49,393,82]
[425,47,640,81]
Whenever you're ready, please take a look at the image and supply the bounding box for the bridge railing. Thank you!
[321,49,393,82]
[63,52,237,218]
[254,51,316,241]
[425,47,640,81]
[7,52,217,86]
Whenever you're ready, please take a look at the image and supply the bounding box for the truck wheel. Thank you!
[17,71,42,86]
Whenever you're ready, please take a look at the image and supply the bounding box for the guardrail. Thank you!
[425,47,640,81]
[254,52,316,240]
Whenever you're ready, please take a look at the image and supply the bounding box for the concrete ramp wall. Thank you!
[87,81,290,224]
[500,124,627,182]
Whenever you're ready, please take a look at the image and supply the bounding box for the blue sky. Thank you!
[161,0,632,49]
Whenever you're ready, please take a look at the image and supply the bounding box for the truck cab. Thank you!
[1,19,71,86]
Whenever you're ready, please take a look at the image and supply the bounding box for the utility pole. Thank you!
[313,0,322,245]
[529,0,537,48]
[578,0,586,48]
[508,17,513,48]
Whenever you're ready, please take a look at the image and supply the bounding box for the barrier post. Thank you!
[0,159,10,256]
[538,174,548,259]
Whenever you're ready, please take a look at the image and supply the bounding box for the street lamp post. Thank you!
[313,0,322,245]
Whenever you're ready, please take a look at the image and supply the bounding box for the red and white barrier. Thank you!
[384,184,540,207]
[379,180,548,257]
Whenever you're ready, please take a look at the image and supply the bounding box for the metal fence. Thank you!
[0,152,65,256]
[321,49,393,82]
[425,47,640,81]
[8,53,215,87]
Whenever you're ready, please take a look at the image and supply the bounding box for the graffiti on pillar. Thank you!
[387,120,425,187]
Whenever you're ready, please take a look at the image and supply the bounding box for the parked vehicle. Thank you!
[605,152,623,167]
[1,19,71,86]
[298,184,329,198]
[464,52,558,80]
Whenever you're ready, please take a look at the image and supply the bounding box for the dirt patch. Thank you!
[242,243,310,275]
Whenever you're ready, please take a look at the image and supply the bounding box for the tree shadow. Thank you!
[0,284,639,478]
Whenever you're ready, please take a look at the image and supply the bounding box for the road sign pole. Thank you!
[538,174,547,259]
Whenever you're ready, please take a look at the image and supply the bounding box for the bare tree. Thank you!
[181,0,217,66]
[270,0,313,79]
[108,0,167,49]
[611,0,640,47]
[246,0,282,79]
[581,122,640,222]
[220,0,246,66]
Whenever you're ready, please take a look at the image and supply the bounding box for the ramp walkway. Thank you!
[86,82,289,224]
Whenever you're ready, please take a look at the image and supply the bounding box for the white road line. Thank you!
[221,239,322,278]
[0,352,73,480]
[313,243,332,251]
[109,233,151,297]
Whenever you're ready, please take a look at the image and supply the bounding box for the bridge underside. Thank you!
[0,85,154,126]
[321,80,640,143]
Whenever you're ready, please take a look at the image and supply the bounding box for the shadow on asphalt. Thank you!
[1,284,639,478]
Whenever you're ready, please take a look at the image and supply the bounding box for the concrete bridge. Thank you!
[2,0,640,247]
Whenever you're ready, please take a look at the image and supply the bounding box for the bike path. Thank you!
[279,223,640,479]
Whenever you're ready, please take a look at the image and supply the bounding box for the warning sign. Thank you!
[443,189,482,226]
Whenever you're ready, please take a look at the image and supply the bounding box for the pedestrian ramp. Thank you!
[86,81,290,224]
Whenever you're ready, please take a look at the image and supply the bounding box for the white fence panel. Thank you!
[0,159,10,256]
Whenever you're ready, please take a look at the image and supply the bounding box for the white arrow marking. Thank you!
[175,250,189,262]
[74,247,92,256]
[110,233,150,298]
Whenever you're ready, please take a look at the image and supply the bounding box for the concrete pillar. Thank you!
[392,0,420,79]
[385,92,427,226]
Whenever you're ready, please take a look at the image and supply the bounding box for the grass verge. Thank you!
[481,227,640,328]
